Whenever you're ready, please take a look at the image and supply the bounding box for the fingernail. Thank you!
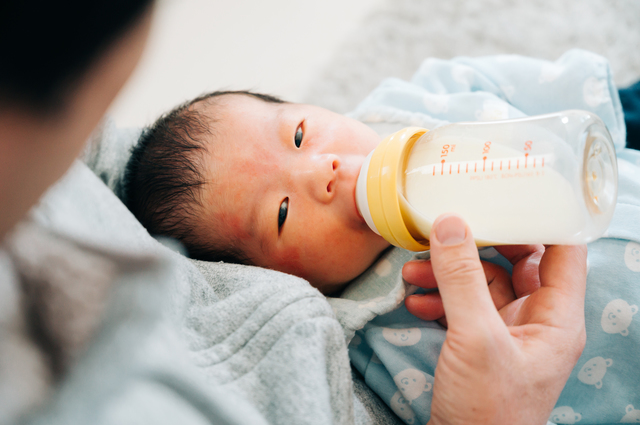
[434,215,467,246]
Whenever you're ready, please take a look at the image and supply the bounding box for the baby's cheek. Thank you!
[220,214,251,241]
[273,247,307,279]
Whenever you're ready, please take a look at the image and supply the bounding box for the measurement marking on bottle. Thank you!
[524,140,533,151]
[414,154,552,178]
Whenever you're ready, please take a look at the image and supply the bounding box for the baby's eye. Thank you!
[278,198,289,232]
[294,125,303,148]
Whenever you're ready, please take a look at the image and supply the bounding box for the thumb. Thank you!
[430,214,503,330]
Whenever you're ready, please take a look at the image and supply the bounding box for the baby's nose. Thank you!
[298,154,339,202]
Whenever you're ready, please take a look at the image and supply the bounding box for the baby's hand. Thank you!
[403,245,545,327]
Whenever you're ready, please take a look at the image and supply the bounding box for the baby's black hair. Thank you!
[124,90,284,263]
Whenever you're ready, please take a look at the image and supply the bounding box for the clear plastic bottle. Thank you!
[355,110,618,251]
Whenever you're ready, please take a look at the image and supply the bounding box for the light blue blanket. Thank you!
[330,49,640,424]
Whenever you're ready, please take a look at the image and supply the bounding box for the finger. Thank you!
[538,245,588,320]
[405,293,445,321]
[484,262,516,310]
[539,245,587,291]
[517,245,587,330]
[437,316,448,328]
[430,214,503,330]
[494,244,544,265]
[537,245,588,359]
[404,260,513,311]
[495,245,544,298]
[402,260,437,289]
[404,258,511,289]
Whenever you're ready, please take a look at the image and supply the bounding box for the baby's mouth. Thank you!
[343,154,368,227]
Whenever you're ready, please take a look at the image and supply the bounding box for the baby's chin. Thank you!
[310,249,391,296]
[313,279,352,296]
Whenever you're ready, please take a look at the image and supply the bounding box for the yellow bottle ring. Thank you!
[367,127,431,251]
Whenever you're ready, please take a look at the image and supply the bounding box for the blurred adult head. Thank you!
[0,0,154,238]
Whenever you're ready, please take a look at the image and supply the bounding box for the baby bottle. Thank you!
[355,110,618,251]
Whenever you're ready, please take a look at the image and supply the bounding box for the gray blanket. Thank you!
[0,118,401,424]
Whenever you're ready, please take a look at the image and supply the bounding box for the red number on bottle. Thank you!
[524,140,533,151]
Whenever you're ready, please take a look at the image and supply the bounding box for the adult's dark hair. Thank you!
[0,0,152,111]
[124,90,284,263]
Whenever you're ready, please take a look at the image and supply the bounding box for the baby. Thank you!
[125,50,640,424]
[124,90,391,295]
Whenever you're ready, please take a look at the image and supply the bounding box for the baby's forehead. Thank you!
[193,96,267,207]
[197,95,297,154]
[198,93,283,118]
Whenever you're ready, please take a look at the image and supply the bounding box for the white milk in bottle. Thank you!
[356,111,618,250]
[402,136,584,245]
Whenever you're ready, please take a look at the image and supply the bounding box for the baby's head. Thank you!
[125,91,390,293]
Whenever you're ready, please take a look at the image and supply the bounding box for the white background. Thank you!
[108,0,382,127]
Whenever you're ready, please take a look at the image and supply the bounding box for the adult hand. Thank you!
[404,242,545,326]
[404,214,587,425]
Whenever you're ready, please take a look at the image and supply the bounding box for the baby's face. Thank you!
[198,95,390,293]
